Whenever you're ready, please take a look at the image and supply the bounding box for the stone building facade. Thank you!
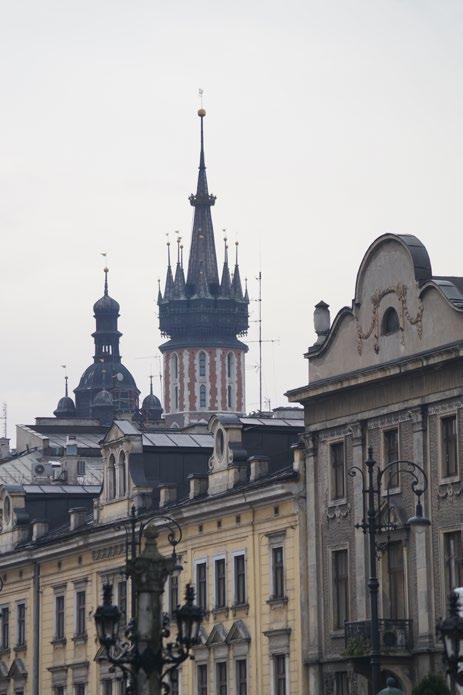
[288,233,463,693]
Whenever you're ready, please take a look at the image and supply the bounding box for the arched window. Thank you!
[382,307,400,336]
[199,384,207,409]
[171,354,178,380]
[227,352,234,379]
[199,351,207,378]
[227,384,233,409]
[118,451,126,497]
[216,429,224,456]
[174,386,179,411]
[108,455,116,500]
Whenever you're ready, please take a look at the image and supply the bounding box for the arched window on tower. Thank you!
[107,454,116,500]
[118,451,126,497]
[200,384,207,409]
[171,353,178,380]
[199,351,207,378]
[171,353,179,412]
[227,352,234,379]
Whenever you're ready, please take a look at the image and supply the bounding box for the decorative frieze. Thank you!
[92,543,125,562]
[326,502,351,523]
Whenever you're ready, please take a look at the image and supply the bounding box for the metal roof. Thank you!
[142,432,213,448]
[240,417,304,428]
[22,484,100,495]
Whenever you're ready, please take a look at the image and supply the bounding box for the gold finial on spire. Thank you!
[198,88,206,117]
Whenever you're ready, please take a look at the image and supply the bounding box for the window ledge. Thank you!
[231,602,249,616]
[329,497,348,507]
[51,637,67,647]
[266,596,288,607]
[439,476,461,486]
[381,487,401,496]
[212,606,229,618]
[14,643,27,653]
[0,647,10,657]
[72,633,88,645]
[329,630,345,639]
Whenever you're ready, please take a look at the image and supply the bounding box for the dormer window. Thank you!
[382,307,400,336]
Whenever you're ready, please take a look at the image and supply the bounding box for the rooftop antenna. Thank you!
[100,252,109,295]
[247,271,280,413]
[1,403,7,439]
[61,364,69,397]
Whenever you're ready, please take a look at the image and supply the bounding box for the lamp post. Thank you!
[350,448,430,694]
[437,588,463,693]
[94,508,203,695]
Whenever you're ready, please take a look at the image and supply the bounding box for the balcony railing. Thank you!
[344,619,413,655]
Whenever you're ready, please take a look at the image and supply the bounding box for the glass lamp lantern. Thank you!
[94,583,121,649]
[175,584,203,649]
[406,493,431,534]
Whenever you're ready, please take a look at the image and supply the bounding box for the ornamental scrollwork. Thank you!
[326,503,351,523]
[437,481,463,508]
[355,283,423,355]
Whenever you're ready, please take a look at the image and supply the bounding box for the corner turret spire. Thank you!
[231,242,244,300]
[220,235,232,296]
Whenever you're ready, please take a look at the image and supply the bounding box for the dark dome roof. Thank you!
[76,362,138,392]
[142,393,162,410]
[93,389,113,407]
[53,396,76,417]
[93,294,120,314]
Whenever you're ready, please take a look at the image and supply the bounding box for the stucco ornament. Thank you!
[437,481,463,507]
[355,283,424,354]
[326,503,351,523]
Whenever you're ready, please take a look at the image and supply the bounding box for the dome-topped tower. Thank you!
[53,376,76,418]
[74,268,140,418]
[141,376,163,421]
[158,109,249,427]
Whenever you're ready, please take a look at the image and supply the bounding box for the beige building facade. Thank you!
[0,413,307,695]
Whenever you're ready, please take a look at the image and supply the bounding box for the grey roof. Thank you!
[22,484,100,495]
[240,416,304,428]
[45,432,103,449]
[141,432,213,448]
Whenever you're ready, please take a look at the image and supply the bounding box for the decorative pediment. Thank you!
[193,625,209,646]
[206,623,227,646]
[8,658,27,679]
[0,661,9,680]
[226,620,251,644]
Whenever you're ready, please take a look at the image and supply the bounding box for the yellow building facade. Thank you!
[0,415,307,695]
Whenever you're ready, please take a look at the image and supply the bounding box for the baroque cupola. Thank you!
[53,376,76,418]
[73,268,140,419]
[141,376,164,421]
[158,108,249,427]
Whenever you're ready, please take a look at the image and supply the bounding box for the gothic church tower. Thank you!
[158,109,249,427]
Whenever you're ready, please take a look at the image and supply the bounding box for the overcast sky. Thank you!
[1,0,463,442]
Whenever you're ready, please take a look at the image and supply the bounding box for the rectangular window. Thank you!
[234,554,246,605]
[333,549,349,629]
[197,664,208,695]
[74,686,86,695]
[388,542,406,619]
[216,662,227,695]
[196,562,207,611]
[215,558,226,609]
[75,590,86,636]
[77,460,86,476]
[330,442,345,500]
[54,687,65,695]
[236,659,247,695]
[101,681,112,695]
[272,547,285,600]
[444,531,463,595]
[273,655,286,695]
[169,574,179,617]
[335,672,349,695]
[1,606,9,649]
[17,603,26,646]
[55,595,65,640]
[442,415,458,478]
[118,581,127,628]
[384,429,399,489]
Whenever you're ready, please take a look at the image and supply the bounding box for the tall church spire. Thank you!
[186,109,220,294]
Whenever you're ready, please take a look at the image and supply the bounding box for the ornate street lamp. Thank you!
[94,508,203,695]
[350,448,430,695]
[437,589,463,691]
